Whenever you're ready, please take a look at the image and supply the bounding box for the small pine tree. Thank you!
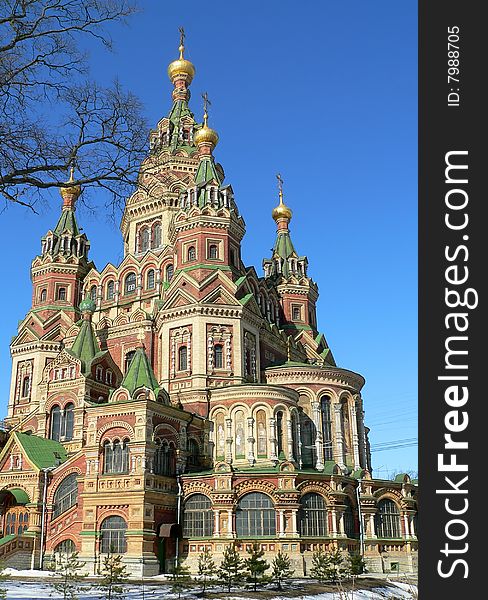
[217,543,245,593]
[328,549,348,583]
[170,560,192,599]
[244,543,270,591]
[309,549,332,583]
[48,552,87,600]
[98,554,130,600]
[0,562,7,600]
[271,551,294,591]
[347,552,366,576]
[197,547,216,595]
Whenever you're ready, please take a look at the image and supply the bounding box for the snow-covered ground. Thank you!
[2,570,418,599]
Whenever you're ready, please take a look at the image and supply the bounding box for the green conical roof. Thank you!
[166,99,196,152]
[54,207,79,236]
[194,155,222,188]
[121,346,160,397]
[69,316,101,375]
[272,230,297,278]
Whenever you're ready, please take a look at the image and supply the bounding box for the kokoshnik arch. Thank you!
[0,34,418,576]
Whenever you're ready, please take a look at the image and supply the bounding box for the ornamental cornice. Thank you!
[209,384,299,404]
[234,479,277,500]
[11,342,62,355]
[156,305,242,326]
[265,366,365,392]
[181,480,214,499]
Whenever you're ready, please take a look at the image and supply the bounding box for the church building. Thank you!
[0,35,418,576]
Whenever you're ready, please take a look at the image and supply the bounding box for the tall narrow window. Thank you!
[124,272,136,295]
[214,344,223,369]
[21,376,30,398]
[292,305,301,321]
[341,399,352,454]
[154,440,175,476]
[215,413,225,460]
[153,223,162,248]
[276,411,284,457]
[57,287,66,301]
[106,281,115,300]
[50,406,61,441]
[103,441,114,474]
[147,269,155,289]
[321,396,333,461]
[236,493,276,537]
[63,403,74,441]
[235,410,245,458]
[343,497,356,538]
[40,288,47,302]
[166,264,174,281]
[209,244,218,259]
[375,499,401,539]
[183,494,213,537]
[187,246,196,261]
[90,285,97,303]
[100,516,127,554]
[140,228,150,253]
[187,438,199,467]
[178,346,188,371]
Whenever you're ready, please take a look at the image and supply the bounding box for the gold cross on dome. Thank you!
[179,26,185,47]
[202,91,211,125]
[276,173,284,200]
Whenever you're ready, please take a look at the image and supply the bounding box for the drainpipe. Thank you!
[39,466,55,569]
[356,478,365,563]
[175,474,183,568]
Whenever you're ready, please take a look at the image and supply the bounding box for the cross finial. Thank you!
[202,91,211,125]
[178,26,186,58]
[276,173,284,203]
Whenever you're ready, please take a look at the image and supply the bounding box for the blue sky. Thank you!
[0,1,418,475]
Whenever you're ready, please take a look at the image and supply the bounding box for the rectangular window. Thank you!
[292,305,302,321]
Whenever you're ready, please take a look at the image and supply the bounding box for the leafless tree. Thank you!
[0,0,148,211]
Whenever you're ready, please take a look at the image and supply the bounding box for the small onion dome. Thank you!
[168,44,195,84]
[60,168,81,203]
[79,297,96,314]
[272,197,292,222]
[194,122,219,149]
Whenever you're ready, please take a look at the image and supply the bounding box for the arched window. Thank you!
[321,396,333,461]
[166,264,174,282]
[209,244,218,260]
[256,410,267,457]
[53,474,78,519]
[103,440,129,475]
[106,370,113,386]
[124,272,136,295]
[183,494,213,538]
[21,376,30,398]
[152,223,161,248]
[214,344,223,369]
[375,499,401,539]
[236,492,276,537]
[154,440,175,476]
[341,399,352,454]
[235,410,245,458]
[40,288,47,302]
[343,497,356,539]
[54,539,76,557]
[96,365,103,381]
[63,403,74,441]
[298,397,316,468]
[57,287,66,301]
[291,412,300,462]
[146,269,155,289]
[187,246,196,261]
[299,493,328,537]
[187,438,199,468]
[178,346,188,371]
[106,281,115,300]
[124,350,136,373]
[140,228,150,253]
[276,411,284,457]
[89,285,97,303]
[100,516,127,554]
[50,406,61,441]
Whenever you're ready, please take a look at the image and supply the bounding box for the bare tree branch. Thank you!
[0,0,147,211]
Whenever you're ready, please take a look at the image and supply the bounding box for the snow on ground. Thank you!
[2,571,418,600]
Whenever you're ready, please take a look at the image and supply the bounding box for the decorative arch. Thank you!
[182,480,214,500]
[48,467,82,503]
[153,423,180,445]
[234,479,277,501]
[96,421,134,443]
[296,480,334,503]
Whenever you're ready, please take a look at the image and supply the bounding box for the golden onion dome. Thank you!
[167,44,195,83]
[194,122,219,148]
[272,200,292,222]
[60,168,81,202]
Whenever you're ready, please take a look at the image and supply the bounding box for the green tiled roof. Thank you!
[15,432,68,470]
[54,207,79,237]
[121,346,160,396]
[194,155,222,190]
[68,318,102,375]
[0,534,16,546]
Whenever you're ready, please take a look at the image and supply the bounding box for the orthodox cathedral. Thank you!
[0,36,418,576]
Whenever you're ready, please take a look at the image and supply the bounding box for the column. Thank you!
[369,514,377,538]
[334,404,345,469]
[331,509,338,536]
[350,404,361,469]
[290,509,298,536]
[286,419,294,461]
[227,509,233,536]
[311,401,324,471]
[247,417,255,465]
[225,418,233,463]
[338,510,346,537]
[213,510,220,537]
[403,514,410,539]
[269,418,278,462]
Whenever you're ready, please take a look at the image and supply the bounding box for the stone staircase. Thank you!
[0,533,35,569]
